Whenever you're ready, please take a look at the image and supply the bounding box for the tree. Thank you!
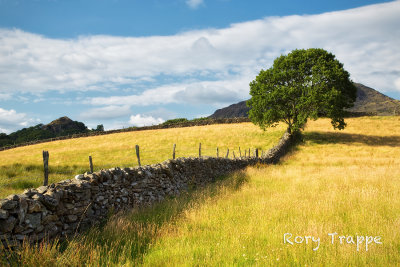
[247,48,357,134]
[95,124,104,132]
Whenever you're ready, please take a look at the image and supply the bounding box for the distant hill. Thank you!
[42,116,88,135]
[0,116,89,147]
[348,83,400,115]
[209,83,400,119]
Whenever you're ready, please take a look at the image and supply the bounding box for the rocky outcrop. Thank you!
[0,131,292,248]
[42,116,88,135]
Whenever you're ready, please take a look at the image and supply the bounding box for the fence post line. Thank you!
[248,148,251,158]
[43,150,49,186]
[173,144,176,159]
[217,147,219,158]
[256,148,259,158]
[226,148,229,158]
[199,143,201,158]
[135,145,141,167]
[89,156,93,173]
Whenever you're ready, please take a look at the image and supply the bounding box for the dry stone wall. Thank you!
[0,131,292,248]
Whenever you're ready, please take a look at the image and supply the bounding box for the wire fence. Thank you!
[0,140,275,196]
[31,142,268,185]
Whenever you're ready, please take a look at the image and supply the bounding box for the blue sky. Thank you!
[0,0,399,133]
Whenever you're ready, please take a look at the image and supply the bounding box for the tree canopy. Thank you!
[247,48,357,134]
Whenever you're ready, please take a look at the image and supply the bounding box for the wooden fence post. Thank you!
[248,148,250,157]
[217,147,219,158]
[43,151,49,186]
[173,144,176,159]
[135,145,141,167]
[226,148,229,158]
[199,143,202,158]
[256,148,259,158]
[89,156,93,173]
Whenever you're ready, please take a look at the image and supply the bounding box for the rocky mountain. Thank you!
[209,83,400,118]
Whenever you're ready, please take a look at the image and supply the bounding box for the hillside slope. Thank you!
[209,83,400,118]
[0,122,285,198]
[11,117,400,265]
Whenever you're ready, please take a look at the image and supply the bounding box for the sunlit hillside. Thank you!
[0,122,286,198]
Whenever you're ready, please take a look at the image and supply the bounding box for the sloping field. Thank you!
[0,122,286,198]
[139,117,400,266]
[2,117,400,266]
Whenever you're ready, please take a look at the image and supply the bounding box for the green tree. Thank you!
[95,124,104,132]
[247,48,357,134]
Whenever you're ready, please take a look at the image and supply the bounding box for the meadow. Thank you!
[0,122,285,198]
[2,117,400,266]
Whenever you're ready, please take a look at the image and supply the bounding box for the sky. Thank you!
[0,0,399,133]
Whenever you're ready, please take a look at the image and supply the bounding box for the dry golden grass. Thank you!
[2,117,400,266]
[0,122,285,198]
[138,117,400,266]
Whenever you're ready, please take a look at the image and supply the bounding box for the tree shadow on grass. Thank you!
[6,169,250,266]
[304,131,400,147]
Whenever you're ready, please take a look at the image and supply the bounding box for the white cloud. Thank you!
[175,80,245,105]
[86,84,182,106]
[79,105,131,120]
[0,1,399,103]
[86,77,249,107]
[144,108,177,120]
[128,114,164,127]
[0,108,38,134]
[186,0,204,9]
[0,93,12,101]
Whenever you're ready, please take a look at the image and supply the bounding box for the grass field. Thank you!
[2,117,400,266]
[0,122,286,198]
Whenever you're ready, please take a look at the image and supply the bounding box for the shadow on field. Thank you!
[304,131,400,147]
[7,169,250,266]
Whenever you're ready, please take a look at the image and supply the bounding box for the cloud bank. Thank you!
[0,108,38,134]
[0,1,399,132]
[0,1,399,99]
[129,114,165,127]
